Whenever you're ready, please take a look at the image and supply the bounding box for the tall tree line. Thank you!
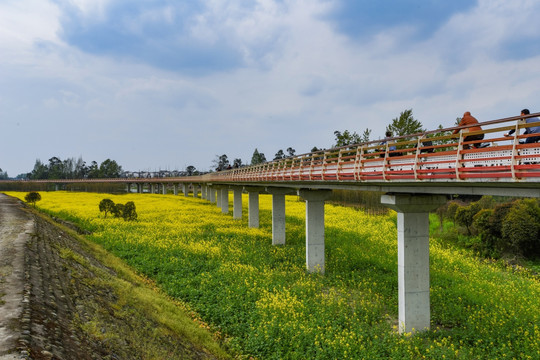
[27,156,123,179]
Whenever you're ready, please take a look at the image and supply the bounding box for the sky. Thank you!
[2,0,540,176]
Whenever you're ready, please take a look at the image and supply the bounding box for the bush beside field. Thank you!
[4,191,540,359]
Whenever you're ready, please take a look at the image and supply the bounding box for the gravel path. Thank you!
[0,194,33,359]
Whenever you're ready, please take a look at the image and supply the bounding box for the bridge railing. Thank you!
[211,113,540,183]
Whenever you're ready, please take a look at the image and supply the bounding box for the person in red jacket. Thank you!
[453,111,484,149]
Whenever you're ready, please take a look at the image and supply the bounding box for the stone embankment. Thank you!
[0,194,219,360]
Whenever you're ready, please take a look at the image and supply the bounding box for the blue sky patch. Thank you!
[326,0,477,41]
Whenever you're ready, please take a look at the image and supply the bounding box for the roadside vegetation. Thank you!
[4,191,540,359]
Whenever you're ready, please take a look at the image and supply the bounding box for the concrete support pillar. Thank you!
[201,185,207,200]
[266,188,295,245]
[245,187,264,228]
[220,188,229,214]
[150,184,155,194]
[162,183,167,195]
[215,187,222,208]
[192,184,199,198]
[231,187,243,219]
[126,183,131,193]
[55,184,60,191]
[173,184,178,196]
[298,190,333,274]
[381,194,447,334]
[208,187,216,204]
[183,183,189,197]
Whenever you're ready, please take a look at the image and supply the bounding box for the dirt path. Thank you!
[0,194,33,359]
[0,194,223,360]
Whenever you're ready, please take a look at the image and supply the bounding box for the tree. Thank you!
[233,158,243,168]
[250,149,266,165]
[501,199,540,256]
[87,161,99,178]
[186,165,196,176]
[213,154,230,171]
[99,199,116,218]
[333,130,361,147]
[24,192,41,207]
[386,109,425,138]
[0,168,8,180]
[123,201,138,221]
[29,159,48,180]
[112,203,125,218]
[361,128,371,143]
[99,159,123,178]
[48,157,64,179]
[455,202,481,235]
[286,147,296,157]
[274,149,285,160]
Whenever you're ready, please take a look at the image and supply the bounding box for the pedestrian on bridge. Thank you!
[504,109,540,143]
[453,111,484,149]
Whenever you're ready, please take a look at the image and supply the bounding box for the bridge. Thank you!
[3,113,540,334]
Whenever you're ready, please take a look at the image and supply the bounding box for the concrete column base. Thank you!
[381,194,447,334]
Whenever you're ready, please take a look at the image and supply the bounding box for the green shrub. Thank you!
[99,198,115,218]
[24,191,41,207]
[123,201,137,221]
[112,203,125,218]
[455,203,481,235]
[501,199,540,257]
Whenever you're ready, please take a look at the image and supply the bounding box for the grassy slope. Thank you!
[5,191,540,360]
[18,200,231,360]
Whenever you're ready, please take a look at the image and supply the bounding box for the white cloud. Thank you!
[2,0,540,176]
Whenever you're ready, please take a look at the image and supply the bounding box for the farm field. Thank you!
[4,191,540,359]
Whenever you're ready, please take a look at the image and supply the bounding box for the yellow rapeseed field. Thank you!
[5,191,540,359]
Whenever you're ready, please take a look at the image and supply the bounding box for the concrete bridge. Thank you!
[2,113,540,334]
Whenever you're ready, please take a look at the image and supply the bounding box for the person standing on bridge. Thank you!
[504,109,540,143]
[453,111,483,149]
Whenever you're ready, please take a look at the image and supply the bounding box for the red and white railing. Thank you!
[207,113,540,183]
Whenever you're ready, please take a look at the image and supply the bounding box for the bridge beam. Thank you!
[298,189,333,274]
[381,194,447,334]
[245,187,265,228]
[266,188,295,245]
[231,186,243,219]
